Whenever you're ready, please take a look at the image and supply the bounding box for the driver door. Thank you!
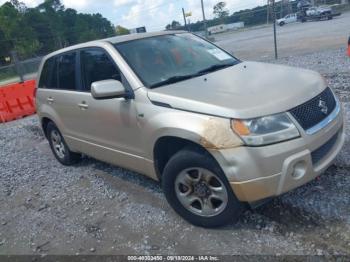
[68,47,144,172]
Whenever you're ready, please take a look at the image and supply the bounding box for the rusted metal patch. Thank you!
[199,118,243,150]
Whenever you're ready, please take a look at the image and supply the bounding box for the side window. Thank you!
[80,48,121,91]
[57,52,77,91]
[38,57,57,89]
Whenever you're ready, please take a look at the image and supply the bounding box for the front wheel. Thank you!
[162,148,243,227]
[279,21,285,26]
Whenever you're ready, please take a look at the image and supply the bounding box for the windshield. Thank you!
[114,33,239,88]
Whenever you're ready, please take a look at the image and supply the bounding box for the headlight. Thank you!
[231,113,300,146]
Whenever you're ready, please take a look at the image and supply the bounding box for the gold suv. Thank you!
[36,31,345,227]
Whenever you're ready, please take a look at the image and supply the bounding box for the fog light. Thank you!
[291,161,306,180]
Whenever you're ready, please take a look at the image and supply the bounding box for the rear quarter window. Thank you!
[38,57,57,89]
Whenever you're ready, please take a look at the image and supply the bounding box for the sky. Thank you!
[0,0,267,31]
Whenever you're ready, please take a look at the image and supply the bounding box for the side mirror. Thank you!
[91,80,126,99]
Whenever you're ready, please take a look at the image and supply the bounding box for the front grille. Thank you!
[311,132,338,165]
[289,88,336,130]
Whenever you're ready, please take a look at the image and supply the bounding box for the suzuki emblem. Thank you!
[318,99,328,115]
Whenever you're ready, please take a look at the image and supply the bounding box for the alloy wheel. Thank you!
[175,167,228,217]
[51,130,66,159]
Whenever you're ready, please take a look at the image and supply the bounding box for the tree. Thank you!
[213,2,229,19]
[0,29,12,64]
[0,2,39,58]
[0,0,116,59]
[24,8,56,54]
[172,20,181,29]
[115,25,129,35]
[165,20,181,30]
[10,0,26,13]
[38,0,64,12]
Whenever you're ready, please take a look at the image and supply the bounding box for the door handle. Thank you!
[47,97,54,103]
[78,102,89,110]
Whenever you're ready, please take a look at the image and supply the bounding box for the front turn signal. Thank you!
[231,120,250,136]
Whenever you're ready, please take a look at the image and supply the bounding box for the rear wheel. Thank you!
[162,148,243,227]
[47,122,81,165]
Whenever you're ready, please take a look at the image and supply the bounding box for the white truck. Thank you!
[297,5,340,22]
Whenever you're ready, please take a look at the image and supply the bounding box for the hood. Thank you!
[147,61,326,119]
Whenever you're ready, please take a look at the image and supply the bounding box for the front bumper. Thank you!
[211,107,345,202]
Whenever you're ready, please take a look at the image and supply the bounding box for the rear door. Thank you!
[46,51,89,142]
[37,52,84,141]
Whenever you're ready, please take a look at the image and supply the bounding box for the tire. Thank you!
[279,21,285,26]
[328,15,333,20]
[46,122,81,165]
[162,148,243,227]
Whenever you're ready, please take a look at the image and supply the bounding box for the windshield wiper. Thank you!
[149,63,237,88]
[150,74,198,88]
[196,63,236,75]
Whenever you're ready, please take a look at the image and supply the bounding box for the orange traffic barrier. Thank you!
[0,79,36,123]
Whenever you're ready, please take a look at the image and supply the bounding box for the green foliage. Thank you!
[213,2,229,19]
[0,2,39,58]
[115,25,130,35]
[0,0,116,59]
[0,29,12,61]
[165,21,181,30]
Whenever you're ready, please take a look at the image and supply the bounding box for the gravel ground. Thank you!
[0,48,349,256]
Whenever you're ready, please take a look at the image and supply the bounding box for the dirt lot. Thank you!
[215,12,350,61]
[0,48,349,256]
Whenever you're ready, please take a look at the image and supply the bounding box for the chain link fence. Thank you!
[0,55,42,86]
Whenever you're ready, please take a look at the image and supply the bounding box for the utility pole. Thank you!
[266,1,270,25]
[286,0,292,14]
[272,0,278,59]
[182,8,188,31]
[201,0,208,38]
[280,0,283,18]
